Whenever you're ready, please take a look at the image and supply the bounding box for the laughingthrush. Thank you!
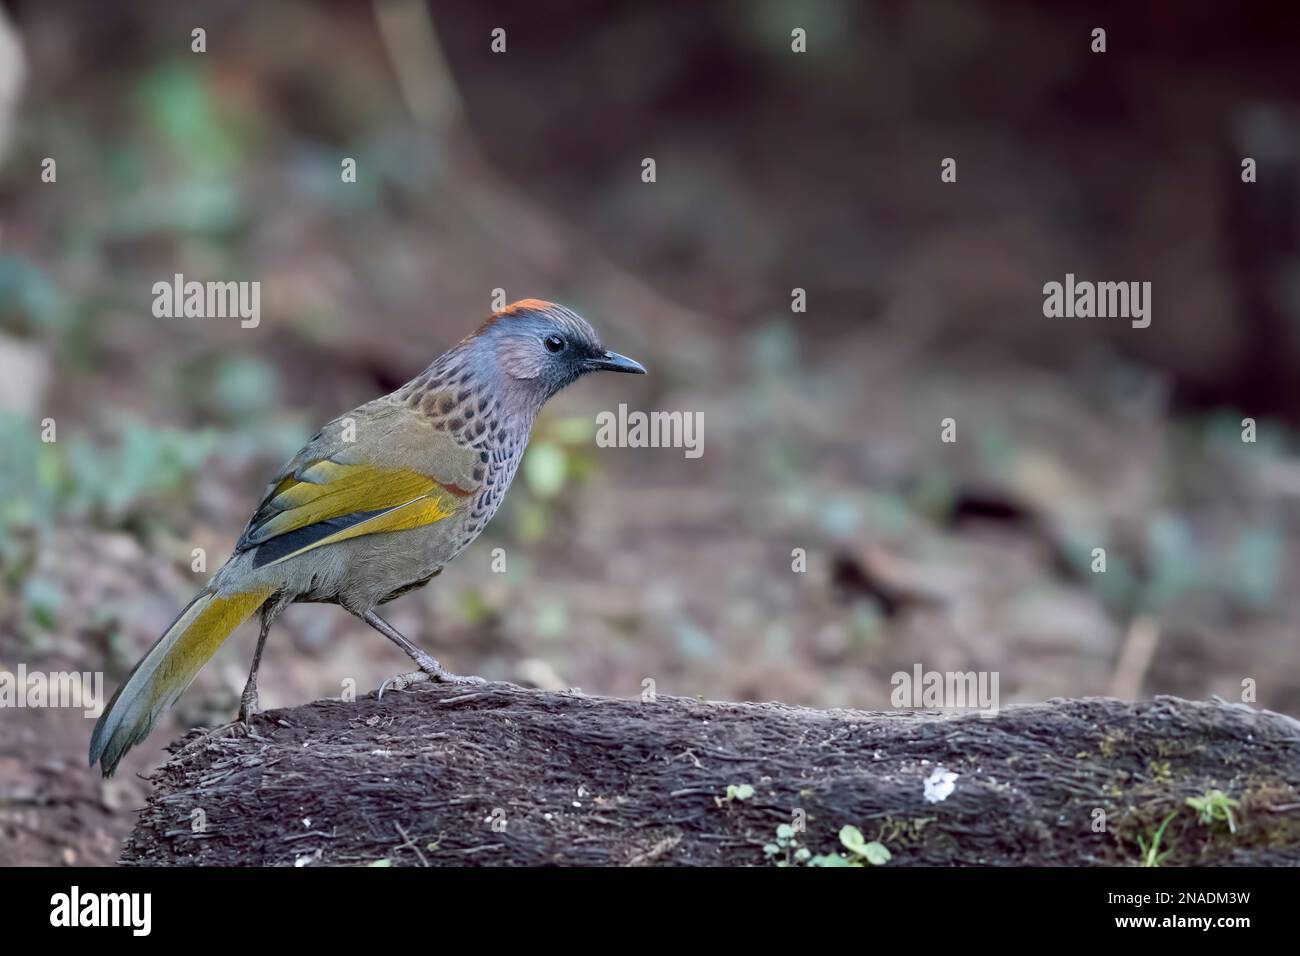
[90,300,646,775]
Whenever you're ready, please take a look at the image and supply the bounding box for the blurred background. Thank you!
[3,0,1300,865]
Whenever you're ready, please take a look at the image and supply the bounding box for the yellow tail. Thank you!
[89,586,274,776]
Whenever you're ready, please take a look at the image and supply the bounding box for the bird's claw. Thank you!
[377,664,486,701]
[378,670,429,700]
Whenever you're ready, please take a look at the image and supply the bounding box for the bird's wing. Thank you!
[235,398,481,569]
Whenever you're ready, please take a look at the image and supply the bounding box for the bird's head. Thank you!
[469,299,646,406]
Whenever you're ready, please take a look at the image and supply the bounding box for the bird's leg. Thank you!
[359,609,485,699]
[238,605,275,723]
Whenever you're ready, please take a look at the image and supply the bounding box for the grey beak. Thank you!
[586,350,647,374]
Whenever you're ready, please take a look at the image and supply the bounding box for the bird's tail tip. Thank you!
[89,585,273,776]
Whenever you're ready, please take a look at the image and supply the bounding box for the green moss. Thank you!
[1147,760,1174,783]
[1098,730,1129,759]
[878,816,935,845]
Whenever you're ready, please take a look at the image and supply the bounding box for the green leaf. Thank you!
[22,575,64,630]
[524,441,567,498]
[516,500,548,541]
[861,841,891,865]
[838,824,890,864]
[457,589,492,626]
[367,858,393,867]
[726,783,755,801]
[210,355,279,418]
[534,599,569,640]
[548,415,597,445]
[135,60,242,175]
[839,824,866,853]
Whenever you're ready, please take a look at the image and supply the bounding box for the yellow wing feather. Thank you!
[252,465,440,541]
[239,457,468,566]
[258,493,456,567]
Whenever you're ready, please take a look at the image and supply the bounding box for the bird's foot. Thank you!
[378,655,486,701]
[377,669,428,700]
[173,720,249,763]
[413,650,487,687]
[237,684,260,724]
[435,671,488,686]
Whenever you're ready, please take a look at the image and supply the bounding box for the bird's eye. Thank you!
[544,334,565,353]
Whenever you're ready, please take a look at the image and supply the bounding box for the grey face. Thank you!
[484,302,646,403]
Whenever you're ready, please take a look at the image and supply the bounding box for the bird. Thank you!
[89,299,645,776]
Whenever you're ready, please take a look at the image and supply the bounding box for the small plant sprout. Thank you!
[1186,789,1241,834]
[763,823,812,867]
[807,825,892,867]
[716,783,755,807]
[839,825,891,865]
[1137,810,1179,868]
